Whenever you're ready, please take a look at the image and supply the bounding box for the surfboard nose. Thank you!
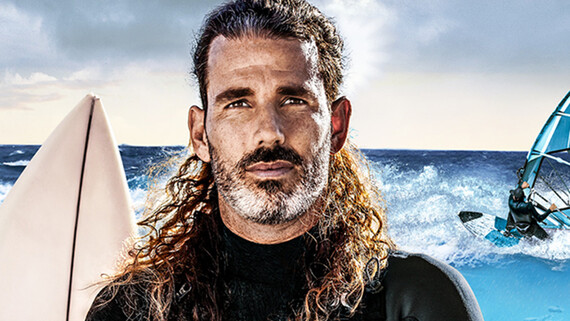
[458,211,483,223]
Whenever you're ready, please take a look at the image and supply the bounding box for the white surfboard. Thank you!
[0,94,136,321]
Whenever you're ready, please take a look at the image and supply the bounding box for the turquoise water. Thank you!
[462,257,568,321]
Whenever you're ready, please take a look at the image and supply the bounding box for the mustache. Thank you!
[238,145,303,169]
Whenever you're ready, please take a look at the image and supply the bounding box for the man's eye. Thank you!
[283,98,306,106]
[225,100,250,108]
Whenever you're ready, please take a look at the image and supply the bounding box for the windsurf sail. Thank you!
[519,91,570,229]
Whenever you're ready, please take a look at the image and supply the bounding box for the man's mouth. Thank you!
[245,160,294,178]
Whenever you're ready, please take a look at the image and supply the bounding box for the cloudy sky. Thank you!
[1,0,569,150]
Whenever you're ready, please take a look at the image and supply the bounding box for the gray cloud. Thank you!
[382,0,570,73]
[2,0,570,82]
[1,0,221,76]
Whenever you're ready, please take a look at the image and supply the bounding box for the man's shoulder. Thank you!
[509,198,533,212]
[86,274,152,321]
[86,283,130,321]
[384,251,466,289]
[366,250,483,321]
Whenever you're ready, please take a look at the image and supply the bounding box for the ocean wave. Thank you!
[2,160,30,167]
[129,186,149,219]
[8,150,25,156]
[376,159,570,268]
[126,173,173,219]
[0,183,13,205]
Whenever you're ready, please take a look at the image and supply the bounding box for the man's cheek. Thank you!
[308,115,331,145]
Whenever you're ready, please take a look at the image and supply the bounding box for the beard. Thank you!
[209,142,330,225]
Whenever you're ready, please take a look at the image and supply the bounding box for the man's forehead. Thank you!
[207,35,319,76]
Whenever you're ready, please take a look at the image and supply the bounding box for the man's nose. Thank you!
[254,106,285,147]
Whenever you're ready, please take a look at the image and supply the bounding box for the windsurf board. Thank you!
[458,211,522,247]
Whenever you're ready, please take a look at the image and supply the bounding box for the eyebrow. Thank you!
[214,87,254,105]
[276,85,312,98]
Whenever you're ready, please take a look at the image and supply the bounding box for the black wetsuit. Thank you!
[507,196,552,240]
[86,226,483,321]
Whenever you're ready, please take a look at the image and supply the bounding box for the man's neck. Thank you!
[218,198,320,244]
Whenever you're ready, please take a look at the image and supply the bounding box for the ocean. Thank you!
[1,145,568,321]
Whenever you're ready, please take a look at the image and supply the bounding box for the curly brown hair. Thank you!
[95,142,393,321]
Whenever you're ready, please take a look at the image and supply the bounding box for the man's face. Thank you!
[202,35,332,225]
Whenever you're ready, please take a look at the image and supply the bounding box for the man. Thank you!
[87,0,483,320]
[506,181,556,240]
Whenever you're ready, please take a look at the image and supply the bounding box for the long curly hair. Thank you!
[94,142,393,321]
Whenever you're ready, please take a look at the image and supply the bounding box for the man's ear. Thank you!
[188,105,211,162]
[330,97,352,154]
